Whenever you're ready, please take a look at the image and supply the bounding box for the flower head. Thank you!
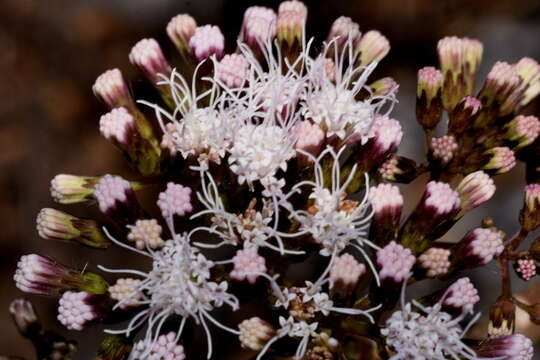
[131,332,186,360]
[108,278,142,310]
[157,183,193,219]
[127,219,164,250]
[215,54,249,88]
[430,135,458,164]
[456,171,496,214]
[442,277,480,313]
[238,317,276,351]
[93,68,132,108]
[58,291,106,330]
[376,241,415,283]
[454,227,504,267]
[482,146,516,175]
[129,38,172,83]
[475,334,533,360]
[230,247,267,284]
[418,247,451,277]
[167,14,197,54]
[329,253,365,293]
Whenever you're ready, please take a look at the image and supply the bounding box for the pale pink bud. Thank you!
[161,123,178,155]
[108,278,142,310]
[430,135,458,164]
[92,68,132,108]
[330,253,365,293]
[189,25,225,62]
[514,257,537,281]
[292,120,325,162]
[241,7,277,50]
[58,291,105,331]
[129,38,172,83]
[422,181,461,218]
[99,107,137,146]
[455,228,504,267]
[327,16,361,48]
[505,115,540,149]
[127,219,164,250]
[167,14,197,52]
[238,317,276,351]
[418,248,451,277]
[442,277,480,313]
[456,171,496,213]
[93,174,135,214]
[483,146,516,175]
[216,54,249,88]
[376,241,415,283]
[157,182,193,218]
[230,247,267,284]
[151,332,186,359]
[356,30,390,66]
[368,184,403,245]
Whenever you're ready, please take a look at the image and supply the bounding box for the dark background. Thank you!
[2,0,540,358]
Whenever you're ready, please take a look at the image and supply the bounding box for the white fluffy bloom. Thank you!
[99,231,239,359]
[381,282,480,360]
[228,123,295,189]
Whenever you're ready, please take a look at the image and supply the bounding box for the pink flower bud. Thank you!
[58,291,106,330]
[327,16,360,48]
[99,107,137,147]
[483,146,516,175]
[475,334,533,360]
[418,247,451,277]
[216,54,249,88]
[442,277,480,313]
[292,120,325,162]
[167,14,197,53]
[108,278,142,310]
[356,30,390,66]
[129,38,172,83]
[157,182,193,218]
[514,257,537,281]
[456,171,496,213]
[127,219,164,250]
[430,135,458,164]
[455,227,504,267]
[376,241,415,283]
[238,317,275,351]
[230,247,267,284]
[189,25,225,62]
[92,68,132,108]
[329,253,365,293]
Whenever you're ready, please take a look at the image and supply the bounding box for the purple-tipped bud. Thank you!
[240,7,277,53]
[37,208,110,249]
[368,183,403,245]
[127,219,164,250]
[442,277,480,313]
[157,182,193,219]
[330,253,365,294]
[454,227,504,268]
[327,16,361,49]
[10,299,40,339]
[108,278,142,310]
[238,317,276,351]
[292,120,325,163]
[416,67,444,130]
[456,171,496,214]
[189,25,225,62]
[50,174,100,204]
[58,291,107,331]
[520,183,540,231]
[430,135,458,164]
[504,115,540,150]
[448,95,481,134]
[14,254,108,296]
[230,247,267,284]
[376,241,415,284]
[482,147,516,175]
[167,14,197,55]
[132,332,186,359]
[479,61,521,115]
[356,30,390,67]
[94,175,140,223]
[92,69,132,109]
[400,181,460,254]
[216,54,249,88]
[129,38,172,83]
[418,247,451,277]
[354,116,403,170]
[475,334,533,360]
[378,155,419,183]
[515,57,540,107]
[369,77,398,97]
[99,107,137,147]
[514,257,537,281]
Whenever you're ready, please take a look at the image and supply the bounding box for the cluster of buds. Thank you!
[8,2,540,360]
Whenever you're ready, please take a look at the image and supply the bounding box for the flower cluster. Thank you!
[10,1,540,360]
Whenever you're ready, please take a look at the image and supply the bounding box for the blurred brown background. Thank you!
[1,0,540,358]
